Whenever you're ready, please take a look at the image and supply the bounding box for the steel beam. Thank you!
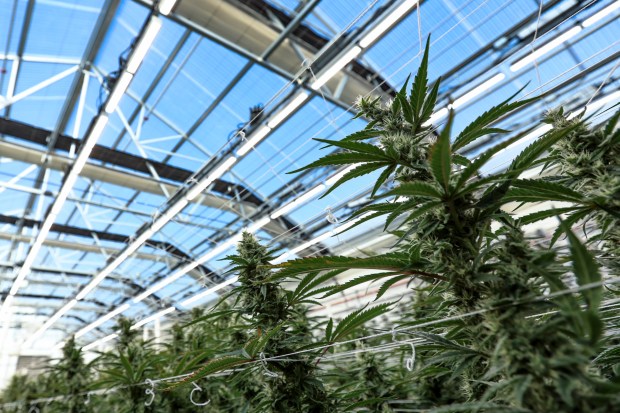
[0,230,185,271]
[52,0,121,141]
[0,139,282,226]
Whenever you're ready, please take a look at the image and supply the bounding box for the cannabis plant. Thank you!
[543,108,620,271]
[273,38,620,411]
[0,374,41,413]
[96,317,162,413]
[46,336,92,413]
[173,232,341,412]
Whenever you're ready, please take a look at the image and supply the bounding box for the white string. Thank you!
[531,0,545,91]
[416,0,423,55]
[586,58,620,107]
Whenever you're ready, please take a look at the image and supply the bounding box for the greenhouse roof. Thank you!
[0,0,618,358]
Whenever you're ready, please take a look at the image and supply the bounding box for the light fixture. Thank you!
[76,197,190,302]
[359,0,419,48]
[237,125,272,156]
[273,211,376,263]
[9,238,44,296]
[276,231,333,263]
[583,1,620,27]
[180,276,239,307]
[271,184,326,219]
[423,107,449,126]
[510,26,582,72]
[311,46,362,90]
[132,267,188,303]
[76,266,114,300]
[452,73,506,108]
[334,211,375,234]
[150,199,189,231]
[25,299,78,347]
[340,234,394,256]
[75,304,130,338]
[326,165,356,186]
[130,306,176,330]
[489,123,553,162]
[133,217,267,305]
[158,0,178,16]
[53,171,79,210]
[69,115,110,176]
[9,271,28,296]
[0,295,15,324]
[48,300,78,326]
[104,71,133,113]
[83,333,118,352]
[88,113,110,141]
[126,17,162,74]
[196,233,243,265]
[7,116,110,299]
[133,235,240,303]
[267,92,310,128]
[185,156,238,201]
[246,216,271,233]
[584,89,620,114]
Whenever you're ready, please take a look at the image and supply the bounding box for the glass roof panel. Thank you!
[313,0,389,34]
[0,60,13,95]
[25,0,104,59]
[9,61,75,129]
[144,37,248,132]
[0,0,28,56]
[170,64,290,170]
[93,0,149,74]
[62,72,102,138]
[129,17,187,98]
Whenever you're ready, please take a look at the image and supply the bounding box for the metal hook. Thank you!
[405,343,416,372]
[325,207,339,224]
[391,327,397,342]
[144,378,155,406]
[259,352,279,378]
[300,57,313,71]
[85,392,91,405]
[190,382,211,406]
[187,176,199,185]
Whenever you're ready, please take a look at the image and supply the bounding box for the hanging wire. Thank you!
[530,0,545,91]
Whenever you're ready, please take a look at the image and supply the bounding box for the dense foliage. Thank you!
[2,40,619,413]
